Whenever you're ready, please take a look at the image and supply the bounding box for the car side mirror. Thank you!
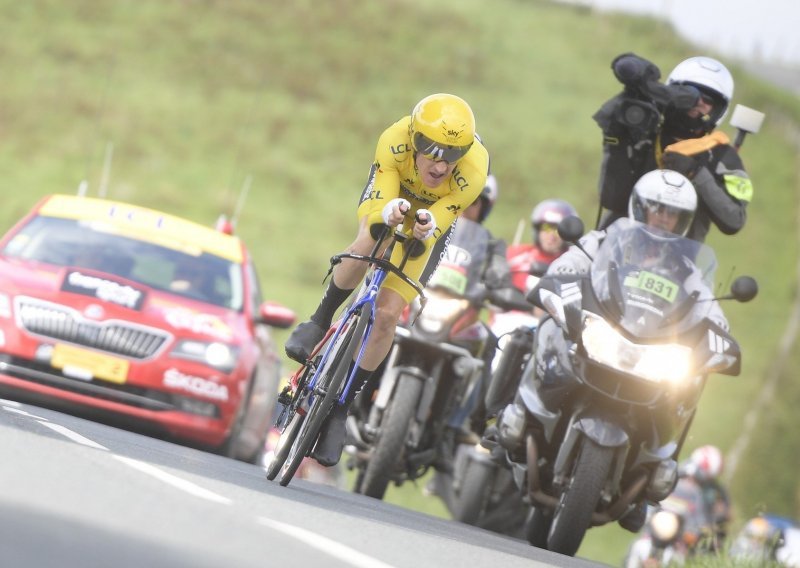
[257,301,296,328]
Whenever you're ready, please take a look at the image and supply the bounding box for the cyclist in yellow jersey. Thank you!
[285,93,490,466]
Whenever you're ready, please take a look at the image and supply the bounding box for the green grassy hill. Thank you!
[1,0,798,565]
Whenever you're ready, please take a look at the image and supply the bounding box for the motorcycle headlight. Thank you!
[171,340,238,373]
[418,296,470,334]
[650,510,681,542]
[582,313,693,384]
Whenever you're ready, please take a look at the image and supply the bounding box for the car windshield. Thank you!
[3,215,243,310]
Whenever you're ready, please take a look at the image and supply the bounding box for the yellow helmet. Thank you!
[410,93,475,163]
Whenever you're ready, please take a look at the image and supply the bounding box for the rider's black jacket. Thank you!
[594,92,754,243]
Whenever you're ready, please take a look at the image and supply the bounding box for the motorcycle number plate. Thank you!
[51,343,130,384]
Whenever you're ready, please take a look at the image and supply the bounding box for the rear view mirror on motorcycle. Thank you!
[557,215,585,243]
[729,276,758,303]
[702,275,758,304]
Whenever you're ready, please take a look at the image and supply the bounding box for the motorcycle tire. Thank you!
[525,506,552,549]
[546,438,614,556]
[452,459,495,525]
[358,374,423,499]
[278,304,371,486]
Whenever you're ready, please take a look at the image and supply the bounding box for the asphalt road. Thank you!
[0,396,610,568]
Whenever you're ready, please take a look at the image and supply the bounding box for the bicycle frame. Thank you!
[267,222,427,485]
[318,225,427,407]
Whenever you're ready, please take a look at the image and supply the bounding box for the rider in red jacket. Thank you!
[506,198,577,295]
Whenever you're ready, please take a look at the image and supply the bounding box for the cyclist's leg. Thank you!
[286,217,375,362]
[312,288,407,465]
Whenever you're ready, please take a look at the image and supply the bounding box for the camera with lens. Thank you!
[595,53,701,142]
[613,98,662,141]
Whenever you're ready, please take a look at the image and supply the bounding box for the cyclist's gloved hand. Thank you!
[382,198,411,227]
[413,209,437,240]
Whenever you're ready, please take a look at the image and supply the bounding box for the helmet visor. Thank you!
[412,132,472,163]
[643,200,694,236]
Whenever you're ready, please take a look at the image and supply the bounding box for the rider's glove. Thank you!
[381,198,411,226]
[662,151,701,179]
[414,209,437,240]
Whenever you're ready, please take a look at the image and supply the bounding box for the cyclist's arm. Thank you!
[360,127,404,237]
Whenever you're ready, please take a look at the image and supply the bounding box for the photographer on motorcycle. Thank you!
[593,53,753,243]
[284,93,489,467]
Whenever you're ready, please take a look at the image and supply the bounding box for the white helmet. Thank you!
[667,56,734,133]
[690,445,724,481]
[629,169,697,237]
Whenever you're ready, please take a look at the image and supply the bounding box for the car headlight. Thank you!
[171,340,238,373]
[582,313,693,384]
[418,297,470,334]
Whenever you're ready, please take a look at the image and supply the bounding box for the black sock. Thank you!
[310,280,353,329]
[344,365,374,408]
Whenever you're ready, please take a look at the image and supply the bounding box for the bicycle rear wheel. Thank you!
[278,304,372,486]
[265,366,315,480]
[265,410,305,480]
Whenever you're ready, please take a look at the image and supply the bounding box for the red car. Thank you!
[0,194,295,462]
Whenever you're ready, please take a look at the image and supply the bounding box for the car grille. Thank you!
[15,297,170,359]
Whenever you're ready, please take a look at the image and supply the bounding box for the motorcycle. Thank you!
[345,218,528,500]
[482,216,757,556]
[623,476,719,567]
[441,294,540,534]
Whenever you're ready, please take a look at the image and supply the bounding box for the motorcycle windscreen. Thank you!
[427,217,490,299]
[589,218,719,338]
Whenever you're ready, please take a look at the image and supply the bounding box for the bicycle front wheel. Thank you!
[278,304,372,486]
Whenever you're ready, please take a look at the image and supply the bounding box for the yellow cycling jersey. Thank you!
[356,115,490,302]
[358,115,490,235]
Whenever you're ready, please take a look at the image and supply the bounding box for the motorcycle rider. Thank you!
[593,53,753,242]
[549,168,728,332]
[541,168,727,532]
[284,93,489,467]
[680,444,732,550]
[507,198,577,294]
[428,172,511,442]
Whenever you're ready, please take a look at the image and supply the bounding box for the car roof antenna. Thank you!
[217,174,252,235]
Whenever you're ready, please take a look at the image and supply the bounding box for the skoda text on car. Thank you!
[0,194,295,462]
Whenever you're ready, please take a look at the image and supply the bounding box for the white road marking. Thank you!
[0,398,23,408]
[258,517,398,568]
[39,421,108,450]
[113,455,232,505]
[3,405,48,421]
[4,404,233,507]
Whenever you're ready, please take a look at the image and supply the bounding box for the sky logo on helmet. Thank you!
[441,123,465,144]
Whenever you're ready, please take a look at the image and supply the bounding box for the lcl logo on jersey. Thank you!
[451,167,469,191]
[391,143,411,155]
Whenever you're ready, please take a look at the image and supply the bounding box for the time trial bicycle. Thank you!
[266,216,426,486]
